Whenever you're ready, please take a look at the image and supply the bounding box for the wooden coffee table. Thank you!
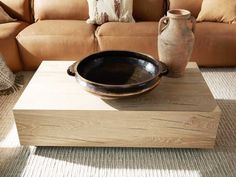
[13,61,221,148]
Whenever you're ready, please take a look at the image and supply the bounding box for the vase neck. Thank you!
[168,18,188,29]
[166,9,191,29]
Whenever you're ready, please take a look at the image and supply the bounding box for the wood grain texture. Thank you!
[13,61,221,148]
[14,109,221,148]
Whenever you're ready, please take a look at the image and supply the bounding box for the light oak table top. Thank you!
[14,61,217,112]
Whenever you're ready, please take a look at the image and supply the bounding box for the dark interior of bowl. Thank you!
[77,52,159,85]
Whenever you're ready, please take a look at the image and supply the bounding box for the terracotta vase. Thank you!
[158,9,196,77]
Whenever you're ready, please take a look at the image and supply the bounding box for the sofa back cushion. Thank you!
[33,0,88,21]
[133,0,166,21]
[168,0,203,18]
[0,0,31,22]
[34,0,165,22]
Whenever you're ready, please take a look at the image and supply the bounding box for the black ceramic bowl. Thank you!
[67,51,168,98]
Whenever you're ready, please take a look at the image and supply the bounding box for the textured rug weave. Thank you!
[0,55,23,95]
[0,68,235,177]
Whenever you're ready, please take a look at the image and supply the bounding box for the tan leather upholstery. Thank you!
[34,0,88,21]
[0,22,29,72]
[133,0,166,21]
[33,0,165,22]
[196,0,236,24]
[17,20,96,70]
[96,21,236,67]
[168,0,203,18]
[96,22,159,59]
[191,22,236,67]
[0,0,31,22]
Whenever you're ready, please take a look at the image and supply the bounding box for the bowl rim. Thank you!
[74,50,163,88]
[77,77,161,98]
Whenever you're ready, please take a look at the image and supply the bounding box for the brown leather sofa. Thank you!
[0,0,235,72]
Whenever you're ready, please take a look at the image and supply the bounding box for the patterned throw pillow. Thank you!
[0,5,16,24]
[0,54,23,95]
[87,0,135,25]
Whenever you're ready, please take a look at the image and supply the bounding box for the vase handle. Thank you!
[190,16,196,33]
[158,16,169,35]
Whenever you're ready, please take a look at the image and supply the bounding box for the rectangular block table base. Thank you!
[13,61,221,148]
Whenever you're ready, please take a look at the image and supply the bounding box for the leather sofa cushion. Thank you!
[192,22,236,66]
[34,0,88,21]
[0,5,16,23]
[133,0,165,21]
[96,22,159,59]
[96,21,236,67]
[169,0,203,18]
[0,0,31,22]
[17,20,96,70]
[0,22,29,71]
[33,0,165,21]
[197,0,236,24]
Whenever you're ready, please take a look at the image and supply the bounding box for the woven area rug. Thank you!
[0,68,235,177]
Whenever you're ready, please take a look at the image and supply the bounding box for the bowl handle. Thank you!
[67,62,77,76]
[159,61,168,76]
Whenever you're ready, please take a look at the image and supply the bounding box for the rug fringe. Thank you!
[0,74,24,96]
